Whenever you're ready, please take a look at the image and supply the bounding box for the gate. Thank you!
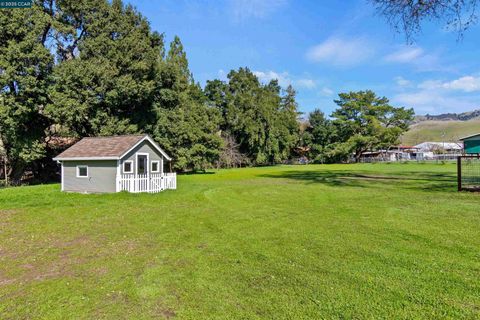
[457,156,480,191]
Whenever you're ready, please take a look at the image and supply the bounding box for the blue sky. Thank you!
[129,0,480,116]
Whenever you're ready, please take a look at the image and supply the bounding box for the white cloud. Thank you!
[419,76,480,92]
[385,47,424,63]
[253,70,316,89]
[217,69,228,81]
[320,87,334,96]
[295,78,316,89]
[417,80,442,90]
[393,90,478,114]
[229,0,287,22]
[306,36,375,66]
[254,70,289,86]
[384,46,443,72]
[446,76,480,92]
[394,76,412,87]
[393,74,480,113]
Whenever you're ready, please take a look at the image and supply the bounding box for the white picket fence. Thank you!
[116,173,176,193]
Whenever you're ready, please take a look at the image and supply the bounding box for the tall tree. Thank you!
[152,37,222,171]
[204,79,229,130]
[205,69,301,166]
[0,1,55,182]
[46,0,163,137]
[278,85,301,160]
[302,109,336,163]
[330,90,414,162]
[221,68,278,164]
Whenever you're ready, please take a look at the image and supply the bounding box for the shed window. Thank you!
[123,160,133,173]
[77,165,88,178]
[151,161,160,173]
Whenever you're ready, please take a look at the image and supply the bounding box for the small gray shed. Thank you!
[53,135,176,193]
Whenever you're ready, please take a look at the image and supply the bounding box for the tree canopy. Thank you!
[0,1,414,184]
[305,91,414,163]
[205,68,300,166]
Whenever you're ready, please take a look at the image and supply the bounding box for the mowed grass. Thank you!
[0,163,479,319]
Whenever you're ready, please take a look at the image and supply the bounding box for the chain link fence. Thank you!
[457,156,480,191]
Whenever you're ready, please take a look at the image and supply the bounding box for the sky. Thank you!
[128,0,480,116]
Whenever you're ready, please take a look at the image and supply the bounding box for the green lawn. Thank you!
[1,163,479,319]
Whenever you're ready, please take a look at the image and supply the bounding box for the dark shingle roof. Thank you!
[54,135,147,159]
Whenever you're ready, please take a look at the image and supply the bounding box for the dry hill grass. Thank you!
[401,119,480,145]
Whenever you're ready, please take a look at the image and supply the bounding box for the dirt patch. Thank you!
[1,234,148,287]
[54,235,91,249]
[0,248,21,259]
[20,250,84,283]
[0,209,19,227]
[153,303,176,319]
[196,243,208,250]
[92,265,109,276]
[0,235,97,286]
[0,272,15,286]
[161,309,176,319]
[0,209,18,215]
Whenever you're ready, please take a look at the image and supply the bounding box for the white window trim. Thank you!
[151,160,160,173]
[76,165,89,178]
[123,160,134,173]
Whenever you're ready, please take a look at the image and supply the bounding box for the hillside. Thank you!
[401,118,480,145]
[414,109,480,122]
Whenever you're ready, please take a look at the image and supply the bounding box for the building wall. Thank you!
[62,160,117,193]
[121,140,165,174]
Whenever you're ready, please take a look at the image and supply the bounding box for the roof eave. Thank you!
[52,134,173,162]
[53,157,120,161]
[118,135,172,161]
[459,133,480,141]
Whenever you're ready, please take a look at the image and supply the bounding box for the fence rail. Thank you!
[359,154,463,163]
[116,173,176,193]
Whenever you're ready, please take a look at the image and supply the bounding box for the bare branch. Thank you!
[370,0,479,42]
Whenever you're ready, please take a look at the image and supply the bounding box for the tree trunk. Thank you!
[3,157,7,186]
[355,151,362,163]
[7,159,25,185]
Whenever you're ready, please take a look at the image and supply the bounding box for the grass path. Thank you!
[0,163,479,319]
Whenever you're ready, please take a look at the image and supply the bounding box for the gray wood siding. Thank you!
[121,140,165,174]
[63,160,117,193]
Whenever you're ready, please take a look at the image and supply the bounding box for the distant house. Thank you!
[459,133,480,154]
[413,142,463,159]
[359,146,421,162]
[53,135,176,193]
[388,146,422,161]
[358,142,465,162]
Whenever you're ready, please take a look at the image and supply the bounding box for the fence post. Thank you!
[457,156,462,192]
[146,173,149,193]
